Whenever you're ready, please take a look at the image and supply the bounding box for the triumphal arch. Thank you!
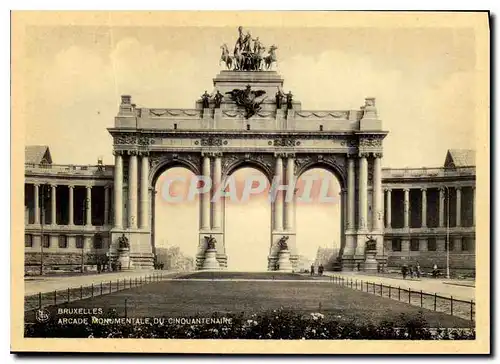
[107,27,388,271]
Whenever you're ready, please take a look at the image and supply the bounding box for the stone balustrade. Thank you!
[25,163,114,177]
[383,167,475,178]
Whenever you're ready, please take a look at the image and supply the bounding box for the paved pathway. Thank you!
[24,270,180,296]
[324,272,475,301]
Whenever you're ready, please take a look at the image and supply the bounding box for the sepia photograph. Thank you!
[10,11,490,354]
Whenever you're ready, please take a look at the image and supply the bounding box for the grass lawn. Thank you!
[27,272,472,328]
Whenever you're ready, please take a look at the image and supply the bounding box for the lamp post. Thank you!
[39,184,51,276]
[445,186,451,279]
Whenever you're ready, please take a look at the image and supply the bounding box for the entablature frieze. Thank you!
[25,224,112,235]
[24,178,113,188]
[110,130,377,146]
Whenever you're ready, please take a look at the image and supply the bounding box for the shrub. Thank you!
[25,308,475,340]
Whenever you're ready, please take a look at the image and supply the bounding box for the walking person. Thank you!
[401,265,407,279]
[310,264,315,276]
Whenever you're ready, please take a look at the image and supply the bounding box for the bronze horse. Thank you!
[219,44,233,70]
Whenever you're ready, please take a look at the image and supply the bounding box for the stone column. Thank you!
[34,183,40,224]
[274,154,284,231]
[385,188,392,228]
[114,152,123,229]
[358,154,368,230]
[456,186,462,227]
[340,189,347,252]
[68,185,74,226]
[212,154,222,229]
[201,154,211,230]
[342,190,348,230]
[439,187,445,227]
[51,184,57,225]
[403,188,410,228]
[140,153,149,229]
[347,156,355,230]
[372,154,383,231]
[104,185,110,225]
[421,188,427,228]
[284,155,295,231]
[128,152,138,229]
[85,185,92,226]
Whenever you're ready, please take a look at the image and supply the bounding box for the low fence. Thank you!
[329,275,475,322]
[25,273,166,312]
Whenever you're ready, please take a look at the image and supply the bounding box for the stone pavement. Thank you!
[324,272,475,301]
[24,270,180,296]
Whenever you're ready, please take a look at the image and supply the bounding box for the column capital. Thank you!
[347,152,357,159]
[50,183,57,188]
[274,152,286,158]
[204,151,223,158]
[420,187,427,192]
[126,150,138,156]
[138,151,150,157]
[68,184,75,189]
[358,152,370,158]
[373,152,383,158]
[112,150,125,156]
[455,186,462,191]
[384,187,392,192]
[86,184,93,190]
[403,188,410,193]
[33,182,41,187]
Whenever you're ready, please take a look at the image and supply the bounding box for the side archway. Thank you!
[294,155,348,271]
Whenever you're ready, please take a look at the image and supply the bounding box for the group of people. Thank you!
[401,263,421,279]
[96,260,121,274]
[310,264,324,276]
[401,262,441,279]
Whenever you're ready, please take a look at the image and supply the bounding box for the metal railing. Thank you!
[329,275,475,322]
[25,273,166,312]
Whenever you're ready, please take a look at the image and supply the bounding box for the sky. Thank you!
[22,24,478,269]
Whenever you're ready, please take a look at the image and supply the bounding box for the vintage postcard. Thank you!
[11,11,490,354]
